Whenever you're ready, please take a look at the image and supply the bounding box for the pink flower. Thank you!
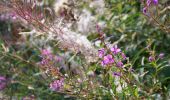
[153,0,158,5]
[41,49,51,56]
[50,78,64,91]
[147,0,151,6]
[0,76,6,90]
[113,72,121,77]
[98,48,105,58]
[101,54,114,66]
[146,0,158,6]
[40,58,48,65]
[143,7,147,15]
[121,52,127,60]
[158,53,164,59]
[41,49,53,60]
[148,56,155,62]
[111,45,121,55]
[116,61,123,67]
[55,56,63,62]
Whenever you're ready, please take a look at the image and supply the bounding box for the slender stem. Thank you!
[148,8,169,33]
[0,51,37,67]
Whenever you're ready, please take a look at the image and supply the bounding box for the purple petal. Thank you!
[50,78,64,91]
[148,56,155,62]
[121,53,127,60]
[0,76,6,90]
[113,72,121,77]
[143,7,147,15]
[147,0,151,6]
[158,53,164,59]
[116,61,123,67]
[111,45,121,55]
[98,48,105,58]
[153,0,158,5]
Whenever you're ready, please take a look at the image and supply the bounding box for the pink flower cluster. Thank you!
[98,45,127,77]
[148,53,164,62]
[39,49,65,91]
[143,0,158,15]
[0,76,6,90]
[98,45,127,68]
[112,72,121,77]
[40,49,52,65]
[40,49,62,66]
[0,13,17,21]
[50,78,64,91]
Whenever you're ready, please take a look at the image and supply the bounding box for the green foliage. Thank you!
[0,0,170,99]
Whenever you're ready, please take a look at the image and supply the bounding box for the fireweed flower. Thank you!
[147,0,151,6]
[41,49,51,56]
[143,7,147,15]
[98,48,105,58]
[0,76,6,90]
[121,52,127,60]
[40,58,49,65]
[116,61,123,67]
[153,0,158,5]
[148,56,155,62]
[158,53,164,59]
[113,72,121,77]
[129,68,135,72]
[40,49,55,65]
[111,45,121,55]
[50,78,64,91]
[39,49,63,78]
[143,0,158,15]
[145,0,158,7]
[41,49,50,55]
[101,54,114,66]
[55,56,63,62]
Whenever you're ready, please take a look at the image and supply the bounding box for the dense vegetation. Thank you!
[0,0,170,99]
